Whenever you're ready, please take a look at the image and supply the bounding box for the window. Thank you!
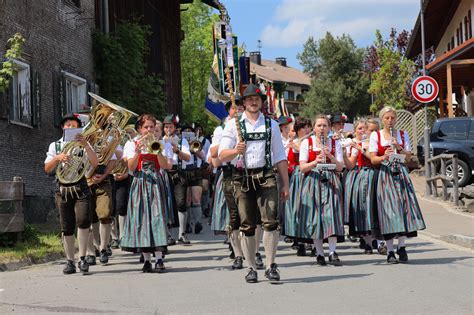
[438,120,470,140]
[469,120,474,140]
[10,59,32,126]
[460,23,463,44]
[451,37,455,49]
[63,71,87,114]
[284,90,295,101]
[469,10,472,39]
[456,28,460,46]
[465,17,469,41]
[448,42,451,51]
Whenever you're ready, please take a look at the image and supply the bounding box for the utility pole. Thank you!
[420,0,431,196]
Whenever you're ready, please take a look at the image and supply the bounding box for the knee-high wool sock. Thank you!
[77,228,89,258]
[313,239,324,256]
[263,230,279,267]
[118,215,125,240]
[255,225,263,254]
[178,212,186,236]
[91,222,100,248]
[63,235,75,261]
[241,235,257,270]
[99,223,112,251]
[230,230,243,258]
[328,236,337,254]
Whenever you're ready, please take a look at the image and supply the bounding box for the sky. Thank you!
[223,0,421,70]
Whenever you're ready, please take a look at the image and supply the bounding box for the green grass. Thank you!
[0,233,64,264]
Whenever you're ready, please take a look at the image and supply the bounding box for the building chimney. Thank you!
[249,51,261,65]
[275,57,287,67]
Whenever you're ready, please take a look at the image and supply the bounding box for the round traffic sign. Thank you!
[411,76,439,103]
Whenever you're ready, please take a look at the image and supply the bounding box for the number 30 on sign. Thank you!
[411,76,439,103]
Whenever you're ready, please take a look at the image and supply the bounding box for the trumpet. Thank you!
[137,133,164,154]
[291,131,315,146]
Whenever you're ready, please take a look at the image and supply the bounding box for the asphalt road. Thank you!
[0,224,473,314]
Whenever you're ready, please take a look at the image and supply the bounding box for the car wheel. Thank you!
[445,159,470,187]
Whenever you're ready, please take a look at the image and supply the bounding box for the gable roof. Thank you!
[250,59,311,86]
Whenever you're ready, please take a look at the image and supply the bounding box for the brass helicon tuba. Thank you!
[56,93,137,184]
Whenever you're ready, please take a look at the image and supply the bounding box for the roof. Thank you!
[426,37,474,72]
[250,59,311,86]
[406,0,461,58]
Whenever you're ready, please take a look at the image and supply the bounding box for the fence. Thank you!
[0,177,25,234]
[395,109,437,155]
[425,154,459,206]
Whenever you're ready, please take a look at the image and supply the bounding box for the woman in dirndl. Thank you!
[284,117,312,256]
[121,114,172,273]
[298,114,345,266]
[369,106,426,264]
[343,119,378,254]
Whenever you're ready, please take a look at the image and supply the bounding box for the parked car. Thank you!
[417,117,474,187]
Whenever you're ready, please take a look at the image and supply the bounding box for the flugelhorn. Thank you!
[189,130,203,154]
[138,133,164,154]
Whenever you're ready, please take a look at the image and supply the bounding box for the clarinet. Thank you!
[320,134,328,183]
[389,127,400,176]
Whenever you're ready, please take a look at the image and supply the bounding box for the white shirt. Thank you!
[299,135,343,163]
[219,112,286,169]
[210,125,224,149]
[282,136,290,157]
[369,130,411,153]
[45,138,66,164]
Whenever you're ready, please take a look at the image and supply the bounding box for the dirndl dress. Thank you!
[289,136,345,241]
[211,170,229,235]
[372,130,425,240]
[121,154,168,252]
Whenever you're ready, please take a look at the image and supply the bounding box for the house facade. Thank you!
[249,52,310,115]
[407,0,474,117]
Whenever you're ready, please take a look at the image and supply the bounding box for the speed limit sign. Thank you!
[411,76,439,103]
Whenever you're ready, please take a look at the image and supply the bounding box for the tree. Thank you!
[93,20,166,118]
[297,32,371,119]
[180,1,219,131]
[366,29,416,113]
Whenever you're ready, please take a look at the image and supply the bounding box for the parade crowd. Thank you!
[44,84,425,283]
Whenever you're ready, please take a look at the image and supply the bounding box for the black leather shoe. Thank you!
[387,251,398,264]
[364,245,373,255]
[139,253,144,263]
[372,239,378,249]
[265,263,280,282]
[178,234,191,245]
[245,268,258,283]
[110,239,120,249]
[255,252,264,270]
[185,223,192,234]
[78,258,89,273]
[194,222,203,234]
[155,259,166,273]
[106,245,112,257]
[95,247,100,257]
[232,256,243,270]
[328,252,342,266]
[85,255,96,266]
[397,247,408,263]
[378,243,387,255]
[316,255,327,266]
[167,236,176,246]
[63,260,76,275]
[142,261,153,273]
[296,244,306,256]
[99,249,109,265]
[310,247,316,257]
[229,247,235,259]
[359,238,366,249]
[291,241,299,250]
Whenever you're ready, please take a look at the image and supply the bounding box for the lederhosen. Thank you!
[232,116,279,236]
[184,138,204,187]
[53,141,91,236]
[167,139,188,216]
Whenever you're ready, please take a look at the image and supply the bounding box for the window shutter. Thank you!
[53,70,66,127]
[0,84,9,119]
[31,70,41,127]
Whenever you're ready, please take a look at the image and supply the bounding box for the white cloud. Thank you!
[261,0,419,48]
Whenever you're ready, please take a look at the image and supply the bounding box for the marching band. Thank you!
[44,89,425,282]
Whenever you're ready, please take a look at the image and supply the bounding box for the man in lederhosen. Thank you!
[219,84,289,283]
[44,113,98,274]
[163,115,192,244]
